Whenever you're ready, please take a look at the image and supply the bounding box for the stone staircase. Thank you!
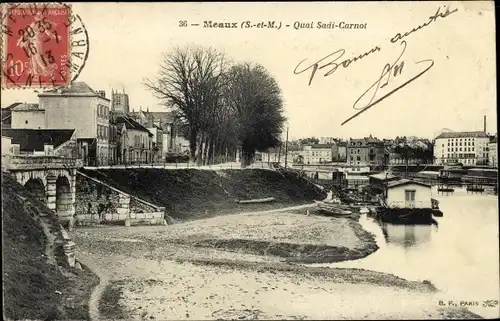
[76,171,167,226]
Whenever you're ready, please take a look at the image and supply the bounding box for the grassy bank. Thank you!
[2,173,99,320]
[78,168,326,221]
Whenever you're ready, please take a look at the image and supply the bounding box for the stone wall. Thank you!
[130,196,159,213]
[75,174,121,222]
[75,172,165,226]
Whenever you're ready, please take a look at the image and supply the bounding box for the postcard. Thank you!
[1,1,498,320]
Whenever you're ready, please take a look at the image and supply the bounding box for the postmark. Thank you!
[1,2,89,89]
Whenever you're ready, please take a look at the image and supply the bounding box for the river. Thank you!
[312,186,499,319]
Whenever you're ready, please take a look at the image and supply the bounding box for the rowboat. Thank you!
[314,200,353,216]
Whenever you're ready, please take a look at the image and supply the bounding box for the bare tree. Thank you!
[144,45,227,163]
[224,62,286,167]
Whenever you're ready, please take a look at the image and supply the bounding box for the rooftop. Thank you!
[12,103,43,111]
[387,179,431,188]
[38,82,110,100]
[369,172,398,180]
[1,129,75,151]
[435,131,489,139]
[311,144,334,149]
[116,116,153,136]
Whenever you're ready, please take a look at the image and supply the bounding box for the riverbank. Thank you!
[81,253,479,320]
[77,168,326,222]
[72,209,481,320]
[2,173,99,320]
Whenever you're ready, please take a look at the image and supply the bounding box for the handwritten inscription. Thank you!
[342,41,434,125]
[390,6,459,43]
[293,5,458,126]
[294,46,381,86]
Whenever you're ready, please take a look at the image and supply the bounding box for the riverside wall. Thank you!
[75,172,166,226]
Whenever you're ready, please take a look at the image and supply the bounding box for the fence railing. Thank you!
[80,157,279,170]
[2,155,83,170]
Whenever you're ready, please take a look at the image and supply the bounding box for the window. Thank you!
[405,190,416,201]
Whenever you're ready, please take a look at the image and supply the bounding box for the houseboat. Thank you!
[376,179,442,223]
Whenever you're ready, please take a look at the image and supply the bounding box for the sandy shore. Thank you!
[73,211,481,320]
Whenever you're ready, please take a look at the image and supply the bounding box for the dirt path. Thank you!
[76,203,320,321]
[77,253,108,321]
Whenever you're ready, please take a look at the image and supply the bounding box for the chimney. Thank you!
[484,115,487,133]
[96,90,106,98]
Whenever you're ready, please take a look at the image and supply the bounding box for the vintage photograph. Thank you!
[1,1,498,320]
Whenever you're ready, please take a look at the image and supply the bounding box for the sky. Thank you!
[1,1,496,141]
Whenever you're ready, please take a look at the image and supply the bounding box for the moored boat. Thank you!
[314,200,353,216]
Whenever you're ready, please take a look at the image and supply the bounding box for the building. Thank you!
[1,135,12,154]
[6,103,46,129]
[1,128,77,157]
[147,126,164,162]
[347,136,387,168]
[1,102,26,129]
[301,144,334,164]
[334,142,347,161]
[38,82,111,166]
[385,179,432,209]
[115,115,153,164]
[108,112,119,165]
[111,89,130,114]
[434,131,490,166]
[319,137,336,144]
[488,138,497,167]
[129,109,186,154]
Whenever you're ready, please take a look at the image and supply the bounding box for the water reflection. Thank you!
[311,187,499,318]
[380,219,438,248]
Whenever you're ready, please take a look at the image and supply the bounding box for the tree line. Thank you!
[144,45,286,167]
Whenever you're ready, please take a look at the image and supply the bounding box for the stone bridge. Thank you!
[2,155,82,230]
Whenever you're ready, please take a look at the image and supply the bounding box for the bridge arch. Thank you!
[56,175,73,215]
[24,178,46,203]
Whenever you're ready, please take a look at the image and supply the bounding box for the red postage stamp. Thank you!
[1,3,72,88]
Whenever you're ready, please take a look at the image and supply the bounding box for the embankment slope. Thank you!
[2,173,98,320]
[78,168,326,221]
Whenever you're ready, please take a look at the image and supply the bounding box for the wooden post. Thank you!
[284,126,289,169]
